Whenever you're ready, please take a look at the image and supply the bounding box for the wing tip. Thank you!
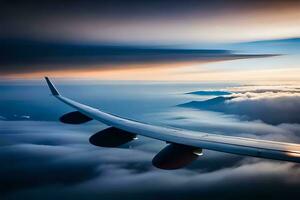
[45,77,60,96]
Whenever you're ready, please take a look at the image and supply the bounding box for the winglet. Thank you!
[45,77,60,96]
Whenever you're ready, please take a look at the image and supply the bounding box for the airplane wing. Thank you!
[45,77,300,169]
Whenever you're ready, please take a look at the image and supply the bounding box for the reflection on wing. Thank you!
[45,77,300,169]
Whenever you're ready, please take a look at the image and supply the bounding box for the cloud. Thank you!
[5,159,300,200]
[0,120,156,196]
[2,85,300,199]
[162,109,300,144]
[0,39,274,77]
[180,86,300,125]
[1,115,300,200]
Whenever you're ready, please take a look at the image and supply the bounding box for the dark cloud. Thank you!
[1,1,299,21]
[0,38,274,76]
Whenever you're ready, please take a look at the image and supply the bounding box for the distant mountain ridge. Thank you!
[187,90,231,96]
[179,96,234,109]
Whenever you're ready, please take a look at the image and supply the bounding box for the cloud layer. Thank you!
[181,86,300,125]
[2,84,300,199]
[1,120,300,200]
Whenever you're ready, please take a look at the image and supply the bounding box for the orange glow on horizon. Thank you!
[3,61,300,85]
[0,58,239,80]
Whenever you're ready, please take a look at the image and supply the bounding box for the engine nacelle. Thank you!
[152,143,202,170]
[89,127,137,147]
[60,111,92,124]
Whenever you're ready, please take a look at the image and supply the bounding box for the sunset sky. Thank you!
[1,0,300,83]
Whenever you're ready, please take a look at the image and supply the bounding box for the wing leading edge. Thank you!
[45,77,300,168]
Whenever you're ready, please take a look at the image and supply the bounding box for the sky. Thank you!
[2,0,300,44]
[1,0,300,83]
